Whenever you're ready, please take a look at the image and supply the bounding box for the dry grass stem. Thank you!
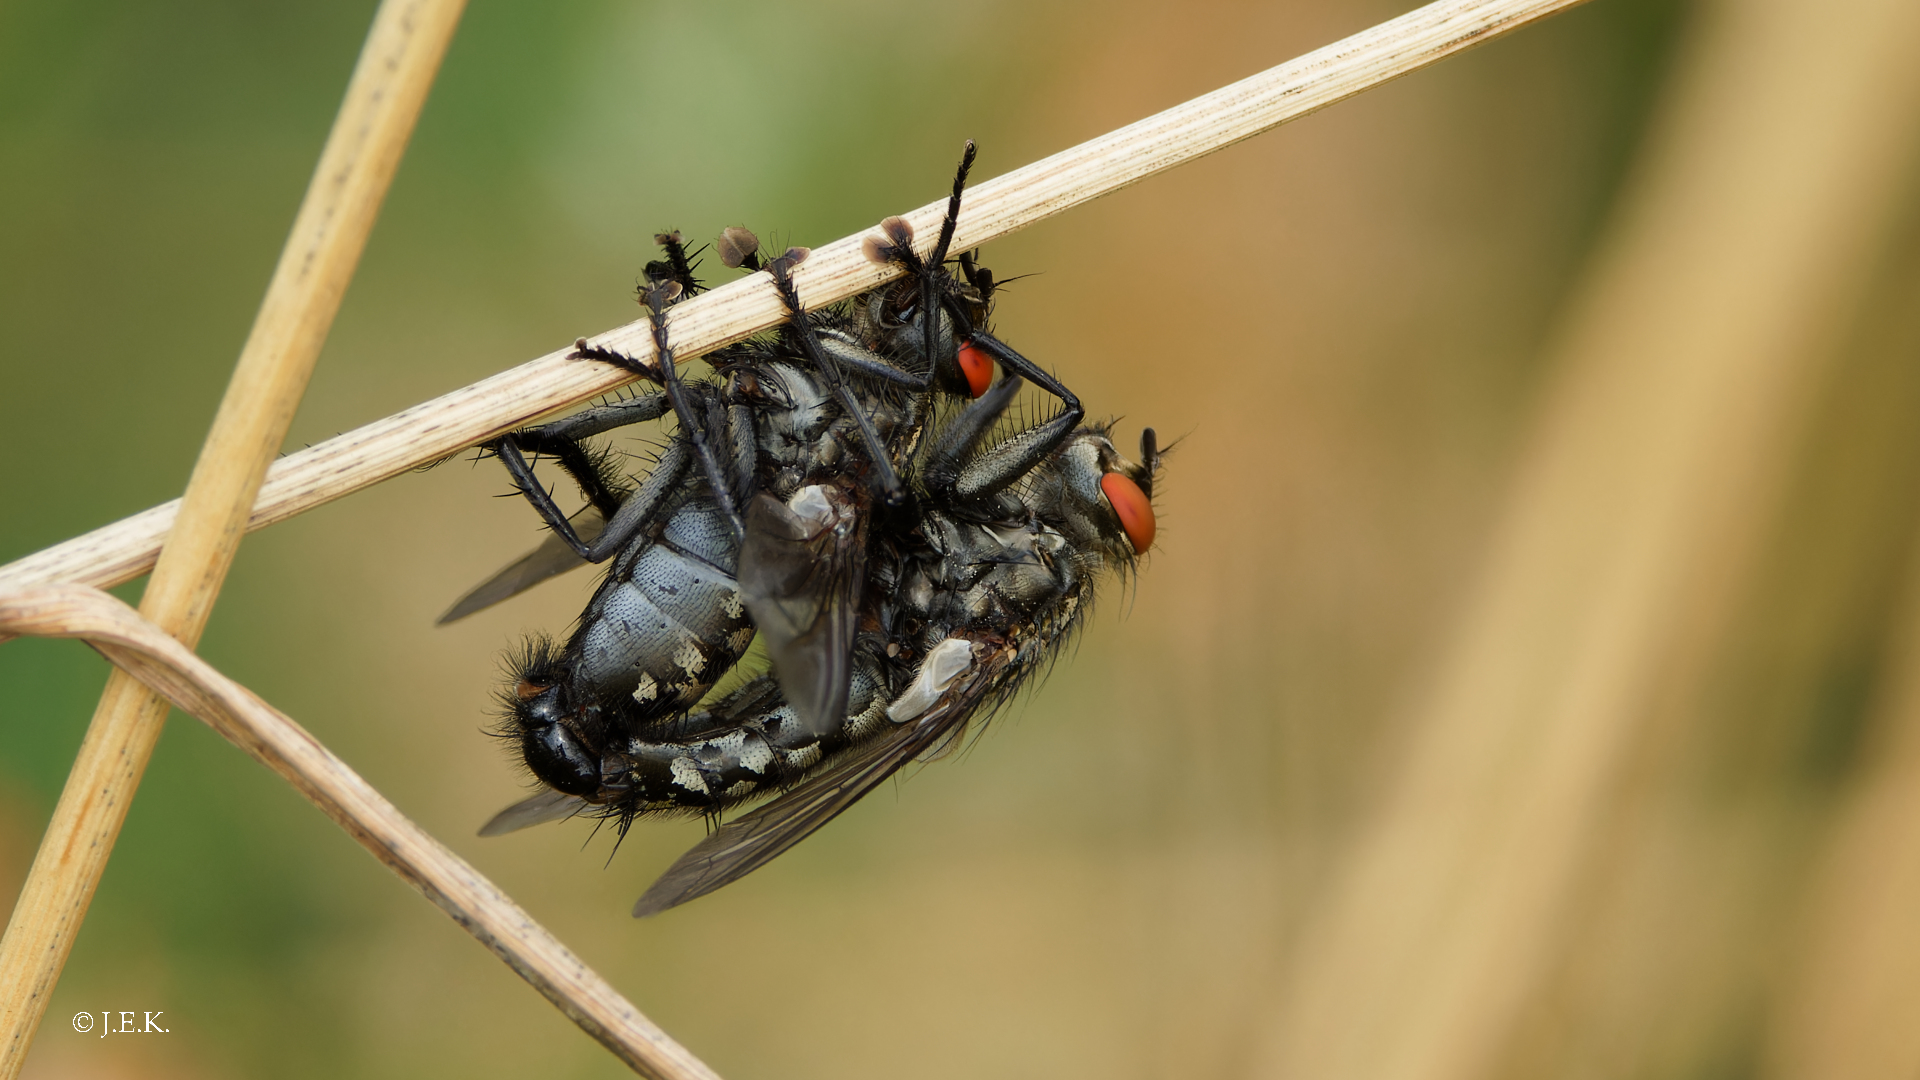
[0,586,719,1080]
[1254,0,1920,1076]
[0,0,1589,599]
[0,1,468,1074]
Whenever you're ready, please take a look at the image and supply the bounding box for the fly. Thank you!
[443,145,1163,914]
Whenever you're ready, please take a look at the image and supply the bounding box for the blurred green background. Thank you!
[21,0,1915,1077]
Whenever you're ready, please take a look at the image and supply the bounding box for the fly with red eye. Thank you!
[444,145,1166,915]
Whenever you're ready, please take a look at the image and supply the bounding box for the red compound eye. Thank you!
[956,341,994,398]
[1100,473,1155,554]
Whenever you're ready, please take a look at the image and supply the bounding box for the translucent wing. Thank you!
[478,788,590,836]
[736,489,865,738]
[631,714,958,916]
[631,652,1003,917]
[437,508,605,624]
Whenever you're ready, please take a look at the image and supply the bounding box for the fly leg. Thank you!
[880,142,1084,467]
[638,280,747,537]
[921,140,977,373]
[898,259,1083,501]
[941,329,1084,489]
[724,225,939,391]
[449,393,682,623]
[861,142,978,387]
[646,230,705,298]
[720,397,758,511]
[766,252,912,505]
[571,236,749,540]
[921,370,1083,503]
[495,434,694,563]
[494,392,672,521]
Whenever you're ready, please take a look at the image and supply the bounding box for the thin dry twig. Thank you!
[0,1,469,1074]
[0,586,719,1080]
[0,0,1590,598]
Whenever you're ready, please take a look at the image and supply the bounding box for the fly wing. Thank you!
[478,788,590,836]
[736,489,865,738]
[632,698,974,917]
[436,508,606,624]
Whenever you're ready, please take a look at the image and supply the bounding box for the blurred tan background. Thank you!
[6,0,1920,1077]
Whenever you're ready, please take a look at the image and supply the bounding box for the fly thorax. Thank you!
[966,523,1068,614]
[997,528,1070,608]
[854,286,957,378]
[756,362,835,473]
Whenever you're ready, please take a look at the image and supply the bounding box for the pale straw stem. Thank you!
[0,1,467,1074]
[0,586,719,1080]
[0,0,1591,599]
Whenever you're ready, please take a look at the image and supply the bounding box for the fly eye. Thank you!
[956,341,993,398]
[883,287,919,325]
[1099,472,1155,554]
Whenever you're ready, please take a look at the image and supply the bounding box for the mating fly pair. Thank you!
[444,144,1163,915]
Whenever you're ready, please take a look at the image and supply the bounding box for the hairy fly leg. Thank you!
[926,317,1085,496]
[647,230,705,298]
[493,391,672,521]
[571,238,748,540]
[920,139,976,376]
[443,391,681,622]
[765,250,911,505]
[861,142,995,400]
[493,432,696,564]
[865,143,1085,469]
[725,223,979,400]
[922,372,1030,500]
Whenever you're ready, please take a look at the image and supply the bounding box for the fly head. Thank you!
[859,214,994,400]
[1041,427,1162,564]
